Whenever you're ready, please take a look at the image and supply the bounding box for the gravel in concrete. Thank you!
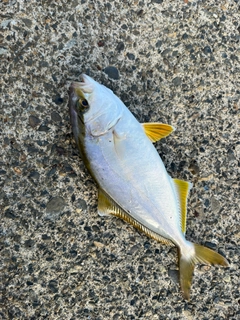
[1,0,239,319]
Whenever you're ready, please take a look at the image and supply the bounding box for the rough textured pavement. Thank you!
[1,0,239,319]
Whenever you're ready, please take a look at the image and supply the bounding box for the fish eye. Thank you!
[77,98,89,110]
[81,99,88,107]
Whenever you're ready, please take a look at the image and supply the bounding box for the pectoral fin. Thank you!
[142,123,175,142]
[173,179,192,234]
[113,130,126,159]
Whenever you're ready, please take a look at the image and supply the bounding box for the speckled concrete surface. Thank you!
[1,0,239,319]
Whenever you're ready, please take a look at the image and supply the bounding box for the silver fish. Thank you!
[68,74,229,300]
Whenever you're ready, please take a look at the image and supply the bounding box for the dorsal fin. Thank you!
[98,188,174,246]
[172,179,192,234]
[142,123,175,142]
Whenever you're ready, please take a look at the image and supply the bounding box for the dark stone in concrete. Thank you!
[29,115,41,128]
[104,66,119,80]
[46,197,66,214]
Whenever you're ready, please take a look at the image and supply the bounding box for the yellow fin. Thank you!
[98,188,174,246]
[142,123,175,142]
[179,243,229,300]
[173,179,192,234]
[98,188,115,216]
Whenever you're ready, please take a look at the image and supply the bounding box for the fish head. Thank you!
[68,74,123,139]
[68,74,94,140]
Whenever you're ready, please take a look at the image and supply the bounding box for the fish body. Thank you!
[68,74,228,300]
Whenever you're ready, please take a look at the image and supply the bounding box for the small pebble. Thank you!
[223,275,231,283]
[94,241,105,248]
[51,111,62,122]
[29,115,41,128]
[172,77,182,86]
[46,196,66,214]
[104,66,119,80]
[52,93,64,105]
[38,124,50,132]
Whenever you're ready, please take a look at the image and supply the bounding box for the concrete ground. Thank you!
[1,0,239,319]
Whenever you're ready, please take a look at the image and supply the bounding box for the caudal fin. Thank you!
[179,243,229,300]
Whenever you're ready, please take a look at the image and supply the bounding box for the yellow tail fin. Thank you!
[179,243,229,300]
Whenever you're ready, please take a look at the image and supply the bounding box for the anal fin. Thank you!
[142,123,175,142]
[98,188,116,216]
[98,188,174,246]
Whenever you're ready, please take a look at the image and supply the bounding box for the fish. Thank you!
[68,74,229,300]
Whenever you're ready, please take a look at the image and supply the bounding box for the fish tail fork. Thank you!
[179,243,229,300]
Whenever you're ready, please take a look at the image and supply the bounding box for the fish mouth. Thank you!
[68,74,94,105]
[68,79,85,136]
[68,74,94,120]
[70,73,94,90]
[69,81,84,99]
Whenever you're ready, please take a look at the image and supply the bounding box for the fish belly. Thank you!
[84,115,183,245]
